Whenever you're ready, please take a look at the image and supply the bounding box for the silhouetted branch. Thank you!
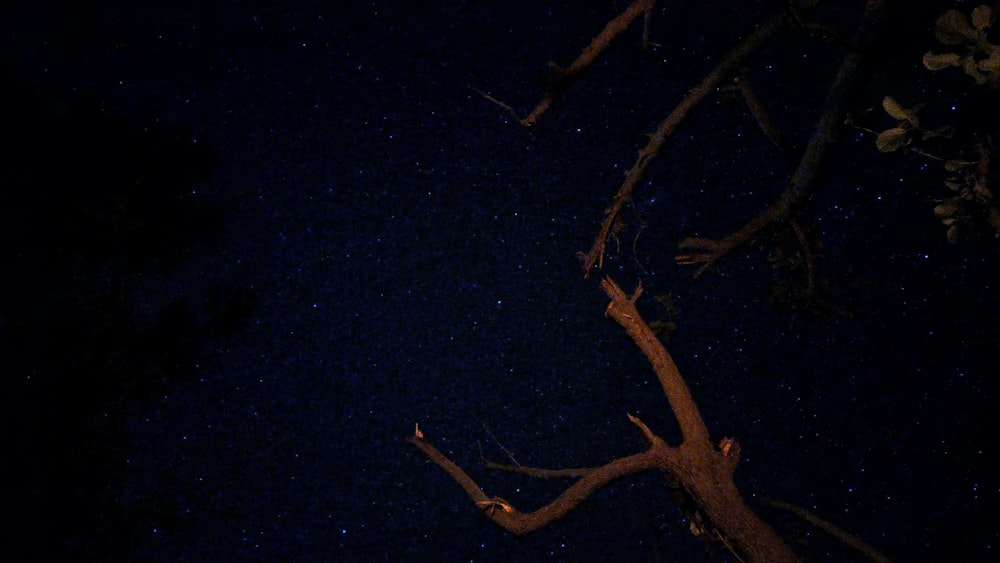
[580,10,790,277]
[762,498,892,563]
[737,72,793,155]
[676,0,892,276]
[790,220,816,296]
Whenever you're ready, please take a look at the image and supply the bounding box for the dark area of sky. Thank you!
[2,1,998,561]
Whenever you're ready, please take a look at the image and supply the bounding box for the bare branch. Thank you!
[408,427,664,535]
[601,276,711,446]
[520,0,656,127]
[762,498,893,563]
[676,0,892,277]
[408,279,801,561]
[580,10,790,277]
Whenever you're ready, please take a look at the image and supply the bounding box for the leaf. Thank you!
[935,9,976,45]
[971,5,992,32]
[978,53,1000,73]
[875,127,911,152]
[934,199,961,218]
[946,224,960,244]
[923,51,962,71]
[962,57,987,83]
[882,96,919,125]
[944,159,973,172]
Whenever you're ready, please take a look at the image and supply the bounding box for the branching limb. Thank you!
[580,10,790,277]
[601,276,711,447]
[408,281,800,561]
[408,426,664,535]
[676,0,892,278]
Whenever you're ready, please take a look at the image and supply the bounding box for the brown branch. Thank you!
[580,10,790,277]
[409,278,801,561]
[484,460,593,479]
[407,427,664,535]
[409,421,799,561]
[482,411,670,479]
[519,0,656,127]
[600,276,711,447]
[407,431,491,504]
[676,0,892,277]
[736,72,793,154]
[762,498,893,563]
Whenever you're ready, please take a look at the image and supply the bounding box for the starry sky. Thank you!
[2,1,998,561]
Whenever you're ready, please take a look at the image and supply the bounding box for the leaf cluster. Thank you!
[877,94,998,244]
[933,156,998,244]
[875,96,949,153]
[872,5,1000,244]
[923,5,1000,86]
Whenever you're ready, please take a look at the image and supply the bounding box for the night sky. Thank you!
[3,1,998,561]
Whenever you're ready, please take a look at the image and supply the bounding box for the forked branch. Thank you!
[600,277,711,447]
[675,0,892,276]
[406,422,664,535]
[409,276,800,562]
[579,11,790,277]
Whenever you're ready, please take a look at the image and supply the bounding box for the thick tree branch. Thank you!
[409,276,801,561]
[600,276,711,447]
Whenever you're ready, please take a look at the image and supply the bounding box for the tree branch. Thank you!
[676,0,893,276]
[520,0,656,127]
[407,427,664,535]
[762,498,892,563]
[409,277,801,561]
[600,276,711,447]
[580,10,790,277]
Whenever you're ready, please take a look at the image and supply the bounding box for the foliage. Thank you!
[922,5,999,86]
[875,5,999,244]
